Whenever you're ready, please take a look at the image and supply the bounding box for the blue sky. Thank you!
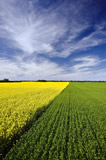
[0,0,106,80]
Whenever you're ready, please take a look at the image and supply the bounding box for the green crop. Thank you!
[4,82,106,160]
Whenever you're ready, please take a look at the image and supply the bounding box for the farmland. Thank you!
[0,82,68,159]
[2,82,105,160]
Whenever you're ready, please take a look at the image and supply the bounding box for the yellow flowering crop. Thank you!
[0,82,68,141]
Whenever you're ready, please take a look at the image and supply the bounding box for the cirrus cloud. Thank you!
[0,0,106,80]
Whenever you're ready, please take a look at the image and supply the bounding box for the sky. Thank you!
[0,0,106,81]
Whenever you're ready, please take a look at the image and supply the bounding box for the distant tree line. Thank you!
[37,80,47,82]
[0,79,105,82]
[0,78,9,82]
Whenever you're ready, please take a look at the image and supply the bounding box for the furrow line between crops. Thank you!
[36,102,65,160]
[86,114,103,154]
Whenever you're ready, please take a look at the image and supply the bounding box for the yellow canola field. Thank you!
[0,82,68,141]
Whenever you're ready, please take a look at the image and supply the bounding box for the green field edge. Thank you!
[1,83,69,160]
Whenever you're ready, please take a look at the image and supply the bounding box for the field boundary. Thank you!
[1,83,69,160]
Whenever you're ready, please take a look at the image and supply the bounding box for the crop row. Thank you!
[4,82,106,160]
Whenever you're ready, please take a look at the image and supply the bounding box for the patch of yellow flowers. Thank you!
[0,82,69,141]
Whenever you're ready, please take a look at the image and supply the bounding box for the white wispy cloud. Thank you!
[49,56,106,81]
[60,27,106,57]
[0,0,66,55]
[0,0,106,80]
[72,56,100,71]
[0,55,105,81]
[0,57,63,80]
[0,0,106,58]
